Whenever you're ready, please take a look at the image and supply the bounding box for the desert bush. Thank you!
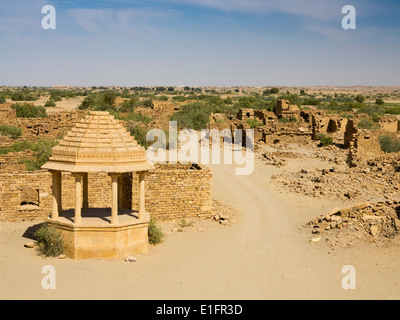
[139,98,154,108]
[10,91,25,101]
[0,140,32,155]
[0,125,22,139]
[246,119,262,129]
[302,98,320,106]
[102,91,116,107]
[118,97,139,113]
[11,103,47,118]
[224,97,233,105]
[79,92,117,111]
[127,124,150,149]
[148,218,164,245]
[23,139,58,171]
[321,101,353,113]
[355,94,366,103]
[155,95,169,101]
[172,96,186,102]
[34,223,65,257]
[263,87,280,95]
[170,102,211,130]
[279,115,297,123]
[317,133,333,147]
[49,91,62,102]
[379,136,400,153]
[0,138,58,170]
[44,99,56,107]
[117,111,151,124]
[358,118,379,130]
[79,95,96,110]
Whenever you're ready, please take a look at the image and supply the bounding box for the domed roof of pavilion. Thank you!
[42,111,154,173]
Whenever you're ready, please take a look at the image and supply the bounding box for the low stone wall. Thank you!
[0,164,213,222]
[124,164,213,221]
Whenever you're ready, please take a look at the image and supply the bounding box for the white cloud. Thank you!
[154,0,372,39]
[68,7,179,35]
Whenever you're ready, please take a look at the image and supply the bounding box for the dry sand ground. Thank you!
[0,153,399,300]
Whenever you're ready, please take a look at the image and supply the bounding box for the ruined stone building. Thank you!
[275,99,300,120]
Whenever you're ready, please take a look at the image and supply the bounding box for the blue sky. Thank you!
[0,0,399,86]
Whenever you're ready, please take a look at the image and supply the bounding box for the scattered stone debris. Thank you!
[24,242,35,249]
[272,164,400,201]
[306,201,400,247]
[261,153,286,167]
[212,199,239,226]
[125,256,137,263]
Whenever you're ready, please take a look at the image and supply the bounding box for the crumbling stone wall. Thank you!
[124,164,213,221]
[347,131,383,167]
[377,117,399,133]
[275,99,300,120]
[261,122,312,145]
[0,104,17,122]
[312,113,348,140]
[0,164,213,222]
[0,171,52,221]
[9,111,87,138]
[236,108,254,121]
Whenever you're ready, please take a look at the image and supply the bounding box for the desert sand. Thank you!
[1,151,399,300]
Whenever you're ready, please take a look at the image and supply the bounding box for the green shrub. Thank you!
[0,125,22,139]
[302,98,320,106]
[34,223,65,257]
[357,105,385,119]
[79,95,96,110]
[317,133,333,147]
[127,124,150,149]
[170,102,211,130]
[379,136,400,153]
[11,103,47,118]
[148,218,164,245]
[358,118,379,130]
[0,140,32,155]
[139,98,154,108]
[156,95,169,101]
[172,96,187,102]
[119,97,139,113]
[246,119,262,129]
[0,138,58,170]
[117,111,151,124]
[355,94,366,103]
[264,87,280,95]
[44,99,56,107]
[11,92,25,101]
[23,139,58,171]
[279,115,297,123]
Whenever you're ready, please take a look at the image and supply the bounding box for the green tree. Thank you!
[375,98,384,106]
[355,94,366,103]
[11,103,47,118]
[102,91,116,107]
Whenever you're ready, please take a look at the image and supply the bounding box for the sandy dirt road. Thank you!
[1,159,399,300]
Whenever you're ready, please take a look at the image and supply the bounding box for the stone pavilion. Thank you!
[42,111,154,259]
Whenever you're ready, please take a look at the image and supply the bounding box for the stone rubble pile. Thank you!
[307,201,400,246]
[271,164,400,201]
